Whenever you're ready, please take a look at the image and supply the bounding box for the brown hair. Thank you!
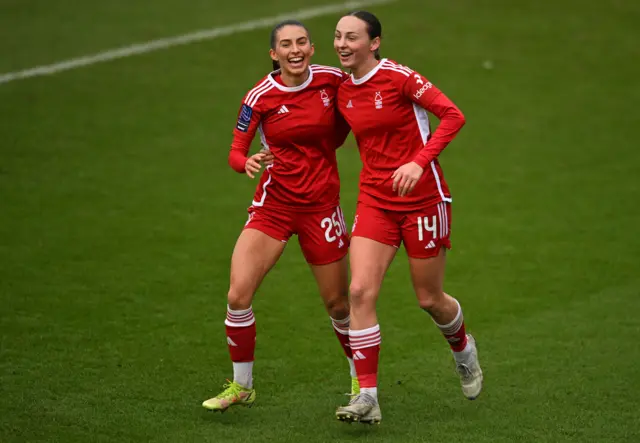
[348,11,382,60]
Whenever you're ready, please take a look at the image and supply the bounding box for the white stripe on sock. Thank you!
[225,306,255,327]
[434,298,463,335]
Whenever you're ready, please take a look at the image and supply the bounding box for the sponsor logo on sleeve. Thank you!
[236,104,253,132]
[414,81,433,99]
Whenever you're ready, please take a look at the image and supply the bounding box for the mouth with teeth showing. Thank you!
[288,56,305,69]
[338,51,353,63]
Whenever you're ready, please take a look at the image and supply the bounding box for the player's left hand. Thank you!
[392,162,424,197]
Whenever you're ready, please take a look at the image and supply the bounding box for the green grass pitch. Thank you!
[1,0,639,441]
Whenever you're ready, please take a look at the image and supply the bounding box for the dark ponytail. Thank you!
[269,19,311,71]
[348,10,382,60]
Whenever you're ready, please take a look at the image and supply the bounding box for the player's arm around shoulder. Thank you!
[310,64,351,149]
[335,69,352,149]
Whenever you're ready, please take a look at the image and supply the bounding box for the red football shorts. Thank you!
[244,204,349,265]
[351,201,452,259]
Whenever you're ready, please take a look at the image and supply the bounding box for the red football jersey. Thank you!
[229,64,350,211]
[337,58,466,211]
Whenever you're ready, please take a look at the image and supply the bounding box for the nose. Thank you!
[335,37,347,48]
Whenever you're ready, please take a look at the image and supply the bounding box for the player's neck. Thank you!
[352,58,381,80]
[280,68,310,87]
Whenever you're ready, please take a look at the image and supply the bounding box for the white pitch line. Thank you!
[0,0,394,86]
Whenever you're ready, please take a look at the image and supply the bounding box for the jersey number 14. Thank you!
[417,216,437,241]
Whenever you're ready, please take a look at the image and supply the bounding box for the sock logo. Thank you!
[353,350,367,360]
[227,337,238,346]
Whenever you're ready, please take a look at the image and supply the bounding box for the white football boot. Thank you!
[455,334,483,400]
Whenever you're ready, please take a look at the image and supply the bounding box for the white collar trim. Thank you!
[268,68,313,92]
[351,58,387,85]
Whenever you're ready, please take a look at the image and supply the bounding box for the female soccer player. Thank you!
[202,20,357,413]
[333,11,483,424]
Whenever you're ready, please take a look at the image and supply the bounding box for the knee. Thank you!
[321,285,350,318]
[227,285,253,310]
[349,281,377,308]
[417,288,445,312]
[325,296,349,319]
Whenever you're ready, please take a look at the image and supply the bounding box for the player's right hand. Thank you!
[261,149,275,166]
[245,152,269,178]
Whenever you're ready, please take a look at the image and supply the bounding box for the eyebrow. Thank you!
[279,36,308,43]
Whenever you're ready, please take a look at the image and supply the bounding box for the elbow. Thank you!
[442,105,465,130]
[227,152,235,170]
[456,108,466,128]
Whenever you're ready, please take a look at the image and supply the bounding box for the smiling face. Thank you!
[270,25,314,76]
[334,15,380,70]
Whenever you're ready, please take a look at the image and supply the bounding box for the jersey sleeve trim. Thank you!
[245,78,273,107]
[379,60,412,77]
[310,64,345,77]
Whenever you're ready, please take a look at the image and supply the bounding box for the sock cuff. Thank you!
[349,324,380,337]
[330,315,350,326]
[434,298,463,334]
[225,305,255,327]
[349,324,381,350]
[331,315,350,334]
[227,305,252,315]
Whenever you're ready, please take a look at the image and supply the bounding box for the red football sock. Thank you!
[225,306,256,362]
[434,299,468,352]
[349,325,381,388]
[331,315,353,359]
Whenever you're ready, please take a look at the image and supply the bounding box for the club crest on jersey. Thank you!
[236,104,252,132]
[320,89,330,107]
[374,91,383,109]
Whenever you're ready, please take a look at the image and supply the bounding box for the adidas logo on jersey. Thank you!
[227,337,238,347]
[425,240,436,249]
[346,100,353,109]
[277,105,290,114]
[353,350,367,360]
[338,239,345,248]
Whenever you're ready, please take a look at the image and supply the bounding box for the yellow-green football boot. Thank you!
[202,381,255,412]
